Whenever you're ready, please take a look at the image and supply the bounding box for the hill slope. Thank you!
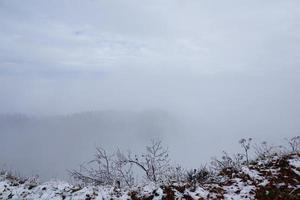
[1,153,299,200]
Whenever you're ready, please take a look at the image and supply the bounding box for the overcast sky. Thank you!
[0,0,300,179]
[0,0,299,114]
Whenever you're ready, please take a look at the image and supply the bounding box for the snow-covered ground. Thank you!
[1,153,299,199]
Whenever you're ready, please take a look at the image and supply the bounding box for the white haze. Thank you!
[0,0,300,180]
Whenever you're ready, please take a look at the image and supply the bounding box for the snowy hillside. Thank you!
[1,153,299,200]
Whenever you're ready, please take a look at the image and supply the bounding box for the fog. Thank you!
[0,0,300,180]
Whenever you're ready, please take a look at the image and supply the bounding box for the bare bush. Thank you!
[211,151,244,172]
[211,138,253,172]
[70,136,300,187]
[124,139,170,183]
[286,136,300,153]
[0,169,38,188]
[69,147,116,186]
[186,165,213,185]
[166,165,186,183]
[115,150,135,187]
[69,147,135,187]
[253,141,277,160]
[70,139,170,186]
[239,138,252,165]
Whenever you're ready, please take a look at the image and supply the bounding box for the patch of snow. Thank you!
[242,167,264,181]
[289,158,300,168]
[152,187,163,200]
[142,182,156,193]
[292,168,300,176]
[186,187,209,199]
[258,179,269,187]
[223,178,256,200]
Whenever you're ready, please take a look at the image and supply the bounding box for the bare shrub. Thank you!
[239,138,252,165]
[69,147,116,186]
[124,139,170,183]
[69,147,135,187]
[0,169,38,187]
[70,139,170,186]
[70,136,300,187]
[115,150,135,187]
[285,136,300,153]
[211,151,244,172]
[253,141,278,160]
[166,165,186,183]
[186,165,213,185]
